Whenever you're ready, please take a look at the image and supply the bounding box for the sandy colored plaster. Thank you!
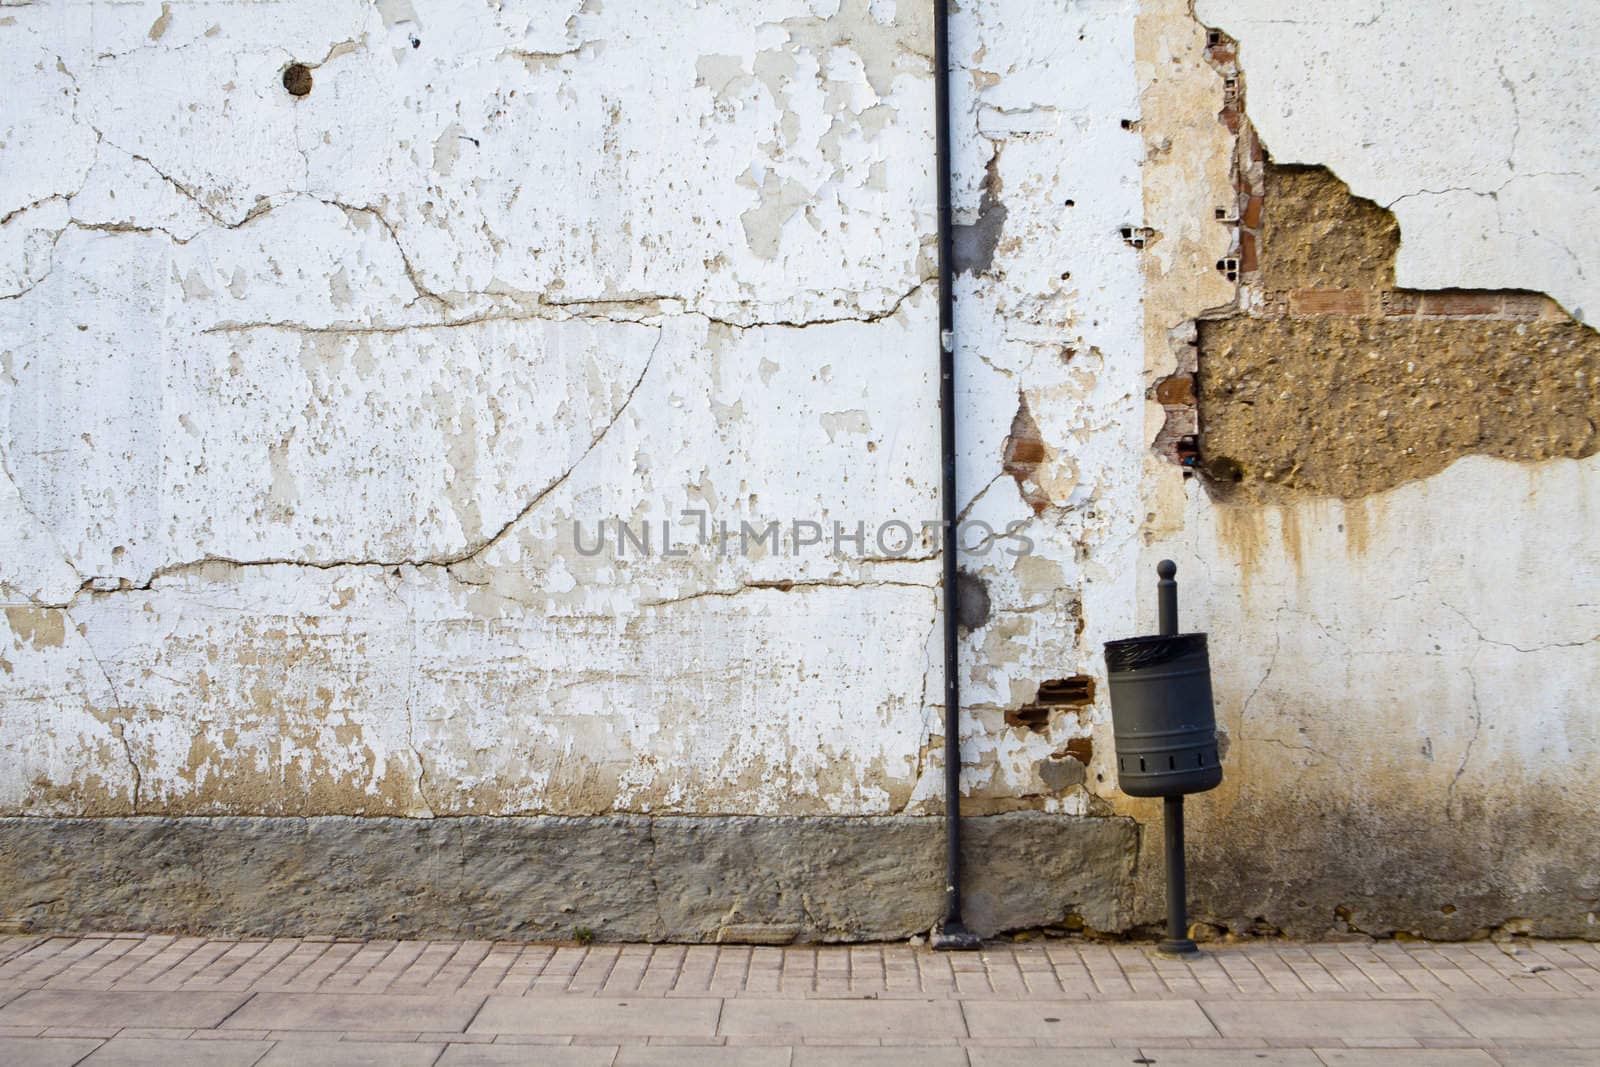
[1132,0,1600,937]
[1157,454,1600,937]
[1196,165,1600,504]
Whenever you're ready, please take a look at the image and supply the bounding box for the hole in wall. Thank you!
[1034,677,1095,705]
[1122,226,1154,250]
[1008,704,1051,732]
[1201,454,1245,484]
[282,63,313,97]
[1006,676,1095,734]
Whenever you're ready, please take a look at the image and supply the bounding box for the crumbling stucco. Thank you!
[1198,165,1600,503]
[0,0,1133,829]
[2,0,1598,944]
[1194,0,1600,328]
[1137,1,1600,940]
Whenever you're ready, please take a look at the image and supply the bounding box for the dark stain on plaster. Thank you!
[1038,755,1086,792]
[954,153,1008,277]
[956,570,991,631]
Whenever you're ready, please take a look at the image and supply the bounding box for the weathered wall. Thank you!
[1139,2,1600,939]
[0,0,954,819]
[1,0,1595,940]
[0,0,1149,937]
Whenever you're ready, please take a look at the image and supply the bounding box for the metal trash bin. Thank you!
[1103,632,1222,798]
[1102,560,1221,958]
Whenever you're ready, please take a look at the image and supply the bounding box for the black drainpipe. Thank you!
[931,0,980,952]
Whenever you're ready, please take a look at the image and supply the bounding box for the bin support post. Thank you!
[1157,559,1199,958]
[1160,796,1198,957]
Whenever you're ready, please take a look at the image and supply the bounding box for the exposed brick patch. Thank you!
[1002,393,1051,514]
[1195,165,1600,502]
[1287,289,1370,316]
[1151,25,1257,468]
[1151,324,1200,467]
[1154,373,1196,406]
[1161,24,1598,498]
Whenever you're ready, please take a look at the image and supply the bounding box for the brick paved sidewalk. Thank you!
[0,935,1596,1065]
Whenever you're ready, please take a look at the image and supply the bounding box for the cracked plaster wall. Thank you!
[0,0,1146,829]
[1192,0,1600,328]
[1137,1,1600,937]
[5,0,1595,941]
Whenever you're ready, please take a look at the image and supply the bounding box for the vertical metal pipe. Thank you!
[931,0,976,951]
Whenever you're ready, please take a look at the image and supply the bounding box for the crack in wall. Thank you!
[45,327,664,601]
[199,279,930,336]
[1445,649,1483,822]
[899,591,942,815]
[639,577,934,609]
[66,609,141,813]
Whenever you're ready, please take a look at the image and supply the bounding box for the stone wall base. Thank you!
[0,813,1138,941]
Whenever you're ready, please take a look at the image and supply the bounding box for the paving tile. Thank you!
[0,1037,105,1067]
[80,1037,272,1065]
[1313,1052,1499,1065]
[971,1054,1318,1067]
[490,1034,578,1045]
[437,1045,620,1065]
[1488,1052,1600,1066]
[964,999,1216,1040]
[1443,999,1600,1042]
[720,999,965,1039]
[617,1049,792,1066]
[226,992,483,1033]
[1203,999,1469,1040]
[1121,1055,1322,1067]
[472,996,722,1037]
[256,1040,444,1066]
[0,990,249,1030]
[790,1051,967,1067]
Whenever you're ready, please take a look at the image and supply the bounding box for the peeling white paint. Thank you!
[0,0,1151,818]
[1195,0,1600,325]
[2,0,1595,946]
